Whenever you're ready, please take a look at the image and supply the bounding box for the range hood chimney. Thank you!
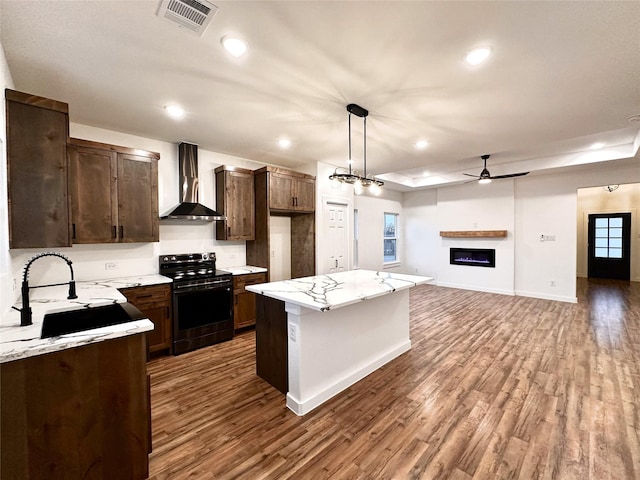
[160,142,226,221]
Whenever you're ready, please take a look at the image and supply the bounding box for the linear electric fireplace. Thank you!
[450,248,496,268]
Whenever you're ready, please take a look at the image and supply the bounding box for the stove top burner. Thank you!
[159,252,231,282]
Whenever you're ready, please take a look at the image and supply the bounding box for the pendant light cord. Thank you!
[348,112,352,175]
[363,116,367,178]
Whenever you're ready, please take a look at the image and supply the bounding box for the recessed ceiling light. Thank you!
[164,104,184,119]
[465,47,492,66]
[590,142,605,150]
[277,138,291,149]
[415,140,429,150]
[221,36,247,58]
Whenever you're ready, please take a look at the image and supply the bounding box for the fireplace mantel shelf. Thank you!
[440,230,507,238]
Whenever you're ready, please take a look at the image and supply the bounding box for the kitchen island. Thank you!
[246,269,432,415]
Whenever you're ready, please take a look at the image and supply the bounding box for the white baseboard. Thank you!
[514,290,577,303]
[286,340,411,416]
[436,281,515,297]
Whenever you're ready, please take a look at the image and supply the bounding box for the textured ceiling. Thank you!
[1,0,639,190]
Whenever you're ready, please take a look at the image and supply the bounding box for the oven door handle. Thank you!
[174,281,231,291]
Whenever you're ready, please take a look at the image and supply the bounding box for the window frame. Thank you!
[383,212,399,266]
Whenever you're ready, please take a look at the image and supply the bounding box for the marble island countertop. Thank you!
[246,269,433,312]
[0,274,171,364]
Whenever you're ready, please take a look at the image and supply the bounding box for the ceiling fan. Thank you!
[463,154,529,184]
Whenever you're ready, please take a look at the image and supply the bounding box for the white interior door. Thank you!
[324,202,348,273]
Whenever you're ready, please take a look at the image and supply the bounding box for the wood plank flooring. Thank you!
[147,278,640,479]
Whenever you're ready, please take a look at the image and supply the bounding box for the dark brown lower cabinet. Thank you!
[120,283,172,356]
[0,334,150,480]
[233,272,267,330]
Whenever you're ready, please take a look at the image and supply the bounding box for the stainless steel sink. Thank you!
[41,302,145,339]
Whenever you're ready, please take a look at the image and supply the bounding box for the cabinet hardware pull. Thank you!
[112,225,117,239]
[72,223,76,240]
[335,259,338,268]
[120,226,124,238]
[228,226,231,237]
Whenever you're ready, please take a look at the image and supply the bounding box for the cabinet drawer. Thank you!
[121,284,171,307]
[233,273,266,290]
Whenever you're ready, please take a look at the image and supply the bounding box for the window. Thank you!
[594,217,623,258]
[384,213,398,263]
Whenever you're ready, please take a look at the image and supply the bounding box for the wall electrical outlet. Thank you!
[104,262,117,271]
[550,280,556,287]
[540,234,556,242]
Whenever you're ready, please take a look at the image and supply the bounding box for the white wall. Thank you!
[0,37,15,314]
[354,189,404,273]
[403,189,438,278]
[514,174,578,302]
[269,216,291,281]
[576,183,640,281]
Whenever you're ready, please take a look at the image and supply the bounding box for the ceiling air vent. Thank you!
[157,0,218,36]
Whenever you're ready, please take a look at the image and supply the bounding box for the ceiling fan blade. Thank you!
[490,172,529,180]
[463,173,480,178]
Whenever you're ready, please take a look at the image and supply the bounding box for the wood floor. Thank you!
[147,278,640,479]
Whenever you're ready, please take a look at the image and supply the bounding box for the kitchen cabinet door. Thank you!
[6,89,71,248]
[292,176,315,212]
[269,171,295,210]
[120,284,172,356]
[215,166,255,240]
[68,144,118,243]
[117,153,159,242]
[233,272,266,329]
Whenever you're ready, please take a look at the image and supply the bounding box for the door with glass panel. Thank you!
[588,213,631,280]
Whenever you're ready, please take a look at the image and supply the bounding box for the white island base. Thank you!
[285,289,410,415]
[247,270,432,415]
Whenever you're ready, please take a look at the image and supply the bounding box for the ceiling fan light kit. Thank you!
[329,103,384,196]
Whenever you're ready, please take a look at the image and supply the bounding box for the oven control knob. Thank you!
[163,256,169,262]
[202,253,208,260]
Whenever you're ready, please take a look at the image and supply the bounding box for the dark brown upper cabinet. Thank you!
[6,89,71,249]
[68,138,159,244]
[257,166,315,213]
[215,165,255,241]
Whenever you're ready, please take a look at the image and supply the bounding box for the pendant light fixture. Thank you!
[329,103,383,196]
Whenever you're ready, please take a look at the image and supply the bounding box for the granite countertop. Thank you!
[246,269,433,312]
[222,265,268,275]
[0,274,171,364]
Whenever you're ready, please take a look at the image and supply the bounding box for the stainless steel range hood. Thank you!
[160,142,226,222]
